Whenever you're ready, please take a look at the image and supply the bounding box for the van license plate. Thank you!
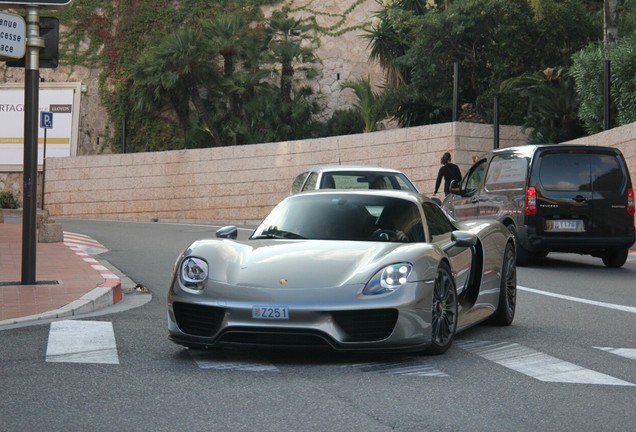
[545,220,584,232]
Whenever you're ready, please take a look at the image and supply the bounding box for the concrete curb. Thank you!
[0,280,122,327]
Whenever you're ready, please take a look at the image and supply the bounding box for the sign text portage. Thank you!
[0,12,25,60]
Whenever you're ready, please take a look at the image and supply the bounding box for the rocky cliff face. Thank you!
[1,0,383,157]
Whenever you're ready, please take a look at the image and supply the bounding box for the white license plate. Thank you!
[252,306,289,320]
[545,219,584,232]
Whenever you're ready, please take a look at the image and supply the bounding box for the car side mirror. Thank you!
[449,179,461,195]
[443,230,477,252]
[216,225,238,239]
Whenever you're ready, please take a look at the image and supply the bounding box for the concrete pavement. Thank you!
[0,212,123,327]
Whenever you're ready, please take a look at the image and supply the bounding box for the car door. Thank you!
[443,159,487,221]
[534,151,593,236]
[423,202,471,295]
[478,153,528,221]
[588,151,632,238]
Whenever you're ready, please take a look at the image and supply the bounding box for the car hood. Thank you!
[184,239,424,289]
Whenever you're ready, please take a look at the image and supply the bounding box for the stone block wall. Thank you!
[41,122,527,224]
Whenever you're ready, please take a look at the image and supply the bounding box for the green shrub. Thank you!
[571,31,636,134]
[325,109,365,136]
[0,191,20,209]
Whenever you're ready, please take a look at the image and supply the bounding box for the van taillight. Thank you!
[628,188,635,216]
[525,186,537,216]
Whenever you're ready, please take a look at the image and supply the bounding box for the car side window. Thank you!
[291,171,309,194]
[484,155,528,191]
[302,172,318,191]
[462,160,486,194]
[423,202,454,243]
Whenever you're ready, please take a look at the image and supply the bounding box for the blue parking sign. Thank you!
[41,111,53,129]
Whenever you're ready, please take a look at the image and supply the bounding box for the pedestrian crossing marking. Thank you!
[46,320,119,365]
[40,321,636,382]
[594,347,636,360]
[352,360,448,377]
[458,340,634,386]
[63,231,109,255]
[189,350,279,372]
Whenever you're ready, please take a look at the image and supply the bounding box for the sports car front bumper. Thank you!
[167,280,435,352]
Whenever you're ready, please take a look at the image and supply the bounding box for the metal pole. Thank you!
[452,61,459,122]
[493,96,500,149]
[21,6,43,285]
[41,128,47,210]
[604,60,611,131]
[121,117,126,153]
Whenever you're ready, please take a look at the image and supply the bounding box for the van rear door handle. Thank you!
[572,195,587,203]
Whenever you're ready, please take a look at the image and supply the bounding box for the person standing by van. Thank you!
[434,152,462,196]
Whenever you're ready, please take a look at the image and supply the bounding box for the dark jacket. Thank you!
[435,163,462,195]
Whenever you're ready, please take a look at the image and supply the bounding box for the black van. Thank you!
[442,145,635,267]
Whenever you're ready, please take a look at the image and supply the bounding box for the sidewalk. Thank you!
[0,216,122,327]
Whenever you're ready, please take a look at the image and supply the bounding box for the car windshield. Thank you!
[318,171,418,192]
[252,193,425,242]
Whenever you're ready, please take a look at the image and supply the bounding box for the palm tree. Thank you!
[130,28,223,146]
[340,76,396,132]
[501,67,585,143]
[266,9,318,103]
[206,12,253,77]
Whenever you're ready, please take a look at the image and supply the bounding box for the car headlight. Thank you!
[363,263,413,295]
[179,256,209,290]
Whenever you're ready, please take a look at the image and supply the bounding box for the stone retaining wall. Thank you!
[41,122,527,224]
[5,121,635,225]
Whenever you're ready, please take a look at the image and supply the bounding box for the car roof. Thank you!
[305,164,405,174]
[489,144,623,159]
[292,188,431,204]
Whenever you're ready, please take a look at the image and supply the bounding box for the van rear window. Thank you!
[590,154,623,191]
[539,152,623,191]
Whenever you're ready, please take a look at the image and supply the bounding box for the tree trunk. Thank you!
[184,74,223,147]
[281,62,294,103]
[603,0,619,45]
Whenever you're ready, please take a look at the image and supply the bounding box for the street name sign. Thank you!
[0,11,25,60]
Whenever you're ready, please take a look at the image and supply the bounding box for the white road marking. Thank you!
[63,231,109,255]
[352,360,448,377]
[189,350,279,372]
[46,320,119,365]
[594,347,636,360]
[458,341,634,386]
[518,285,636,314]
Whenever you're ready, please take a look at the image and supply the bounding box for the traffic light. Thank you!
[6,16,59,68]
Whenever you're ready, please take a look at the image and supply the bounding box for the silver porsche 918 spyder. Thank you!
[167,190,516,355]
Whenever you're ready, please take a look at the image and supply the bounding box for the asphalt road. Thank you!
[1,219,635,432]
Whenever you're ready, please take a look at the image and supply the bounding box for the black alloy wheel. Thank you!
[427,261,458,355]
[488,241,517,326]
